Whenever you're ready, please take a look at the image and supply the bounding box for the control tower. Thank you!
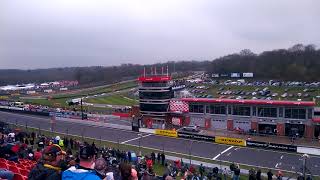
[138,67,174,128]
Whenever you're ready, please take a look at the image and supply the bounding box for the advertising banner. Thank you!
[215,136,246,146]
[246,140,297,152]
[155,129,178,138]
[177,131,214,142]
[220,74,229,77]
[230,73,240,78]
[242,73,254,78]
[212,74,219,78]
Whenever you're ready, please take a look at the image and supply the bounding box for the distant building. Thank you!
[138,73,174,129]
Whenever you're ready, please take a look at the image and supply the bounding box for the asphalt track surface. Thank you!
[0,111,319,176]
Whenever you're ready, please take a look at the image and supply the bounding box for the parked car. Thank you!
[181,125,200,132]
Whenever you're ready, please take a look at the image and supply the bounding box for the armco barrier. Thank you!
[297,147,320,155]
[139,128,156,134]
[177,131,214,142]
[0,107,49,116]
[215,136,246,146]
[155,129,178,138]
[246,140,297,152]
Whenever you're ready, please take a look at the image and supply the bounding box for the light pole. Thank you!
[302,153,309,179]
[81,128,86,141]
[189,140,193,165]
[138,133,142,156]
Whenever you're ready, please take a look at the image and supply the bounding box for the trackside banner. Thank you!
[177,132,214,142]
[215,136,246,146]
[155,129,178,138]
[246,140,297,152]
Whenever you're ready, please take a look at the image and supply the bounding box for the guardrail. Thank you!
[140,128,303,153]
[0,106,49,116]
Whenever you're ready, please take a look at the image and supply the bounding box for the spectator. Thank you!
[24,138,29,145]
[62,165,100,180]
[150,152,155,164]
[94,158,107,179]
[161,153,165,166]
[163,163,171,178]
[157,153,160,164]
[128,151,132,162]
[131,168,138,180]
[297,173,304,180]
[222,168,228,180]
[189,165,195,174]
[199,164,205,178]
[306,175,312,180]
[34,148,42,161]
[64,137,69,149]
[119,163,132,180]
[233,165,240,180]
[229,162,235,172]
[28,144,66,180]
[70,138,74,149]
[31,131,35,139]
[212,167,219,177]
[0,169,14,180]
[249,168,256,180]
[256,169,262,180]
[30,138,35,146]
[267,170,273,180]
[276,171,283,180]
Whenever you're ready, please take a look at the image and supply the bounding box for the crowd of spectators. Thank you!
[0,121,314,180]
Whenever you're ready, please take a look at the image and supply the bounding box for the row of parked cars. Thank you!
[220,79,320,88]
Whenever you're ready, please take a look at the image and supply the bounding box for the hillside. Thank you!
[1,44,319,86]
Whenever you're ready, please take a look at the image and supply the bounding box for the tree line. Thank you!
[0,44,319,86]
[207,44,320,81]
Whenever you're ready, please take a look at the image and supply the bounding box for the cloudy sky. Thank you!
[0,0,319,69]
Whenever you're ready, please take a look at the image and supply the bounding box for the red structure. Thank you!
[169,98,317,138]
[138,68,174,129]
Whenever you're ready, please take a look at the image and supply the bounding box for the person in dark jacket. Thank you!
[267,170,273,180]
[128,151,132,162]
[256,169,262,180]
[64,137,69,149]
[28,144,66,180]
[249,168,256,180]
[151,152,156,164]
[161,153,165,166]
[157,152,161,164]
[69,138,74,149]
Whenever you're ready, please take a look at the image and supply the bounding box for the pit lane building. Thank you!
[169,98,317,138]
[138,74,319,138]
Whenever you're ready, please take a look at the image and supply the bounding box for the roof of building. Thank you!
[138,76,171,82]
[179,98,316,106]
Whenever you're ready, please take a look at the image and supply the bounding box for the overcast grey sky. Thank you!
[0,0,319,69]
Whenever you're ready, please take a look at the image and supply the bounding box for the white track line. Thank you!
[275,162,282,168]
[212,146,234,160]
[121,134,152,144]
[280,155,284,160]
